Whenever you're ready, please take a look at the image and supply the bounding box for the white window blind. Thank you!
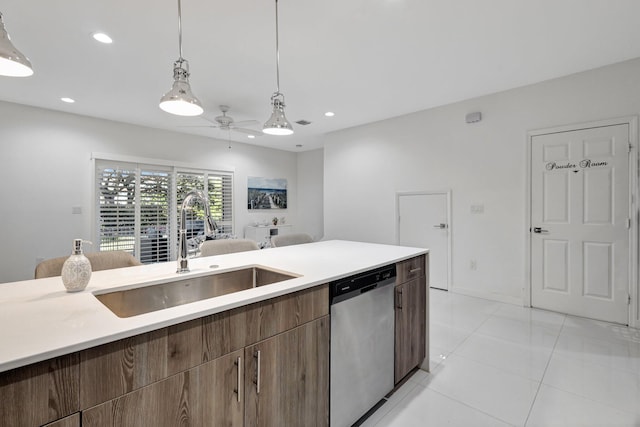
[96,164,137,254]
[96,160,233,264]
[139,170,171,263]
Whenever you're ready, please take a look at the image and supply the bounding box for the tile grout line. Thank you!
[427,387,518,427]
[522,313,567,427]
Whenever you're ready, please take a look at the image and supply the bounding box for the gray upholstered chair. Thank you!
[270,233,313,248]
[199,239,259,256]
[35,251,142,279]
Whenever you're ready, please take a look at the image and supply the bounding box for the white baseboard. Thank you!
[446,286,523,306]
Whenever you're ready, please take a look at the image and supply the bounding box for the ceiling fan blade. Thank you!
[177,125,220,128]
[232,119,261,127]
[232,127,263,137]
[201,116,222,126]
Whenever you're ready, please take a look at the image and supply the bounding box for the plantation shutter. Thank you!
[96,162,137,254]
[96,158,233,264]
[139,170,172,263]
[209,172,233,234]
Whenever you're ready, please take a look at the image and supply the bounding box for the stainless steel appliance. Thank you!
[330,264,396,427]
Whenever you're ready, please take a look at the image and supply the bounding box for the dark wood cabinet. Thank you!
[42,413,80,427]
[0,284,328,427]
[0,353,79,427]
[82,349,244,427]
[244,316,329,427]
[395,255,428,384]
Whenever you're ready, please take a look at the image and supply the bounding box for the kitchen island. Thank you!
[0,240,428,427]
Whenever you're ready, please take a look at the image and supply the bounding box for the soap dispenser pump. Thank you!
[61,239,92,292]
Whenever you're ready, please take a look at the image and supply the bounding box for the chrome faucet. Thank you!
[177,189,218,273]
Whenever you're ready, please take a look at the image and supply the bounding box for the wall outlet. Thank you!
[470,260,477,270]
[72,206,82,215]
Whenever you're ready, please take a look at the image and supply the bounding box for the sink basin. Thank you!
[94,266,299,318]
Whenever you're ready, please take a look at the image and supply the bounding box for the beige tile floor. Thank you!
[362,290,640,427]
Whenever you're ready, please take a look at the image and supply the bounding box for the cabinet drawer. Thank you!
[396,255,426,284]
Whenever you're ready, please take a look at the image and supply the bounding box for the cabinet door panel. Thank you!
[82,350,243,427]
[0,353,79,427]
[42,413,80,427]
[245,316,329,427]
[395,277,427,383]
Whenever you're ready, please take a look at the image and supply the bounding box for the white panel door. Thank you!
[398,192,450,290]
[531,124,630,324]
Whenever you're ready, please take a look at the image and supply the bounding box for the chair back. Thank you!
[35,251,142,279]
[199,239,259,256]
[270,233,313,248]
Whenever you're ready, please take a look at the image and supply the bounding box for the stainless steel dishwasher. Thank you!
[330,264,396,427]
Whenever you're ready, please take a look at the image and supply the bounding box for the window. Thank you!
[95,159,233,263]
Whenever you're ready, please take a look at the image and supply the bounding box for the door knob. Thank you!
[433,223,447,229]
[533,227,549,234]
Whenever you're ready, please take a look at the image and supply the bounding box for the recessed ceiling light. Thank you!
[324,111,335,117]
[92,33,113,44]
[60,97,75,103]
[248,135,256,139]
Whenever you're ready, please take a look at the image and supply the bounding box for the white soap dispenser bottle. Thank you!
[61,239,92,292]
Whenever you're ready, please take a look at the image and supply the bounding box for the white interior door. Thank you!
[530,124,630,324]
[398,192,450,290]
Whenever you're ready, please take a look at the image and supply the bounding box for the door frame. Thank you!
[524,116,639,328]
[396,190,452,291]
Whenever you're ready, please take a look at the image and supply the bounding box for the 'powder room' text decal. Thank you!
[545,159,608,171]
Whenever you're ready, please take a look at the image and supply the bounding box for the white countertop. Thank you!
[0,240,427,373]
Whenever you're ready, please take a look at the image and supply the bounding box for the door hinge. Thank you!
[628,218,631,229]
[629,143,633,153]
[629,294,632,305]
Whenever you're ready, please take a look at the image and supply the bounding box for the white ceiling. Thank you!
[2,0,640,152]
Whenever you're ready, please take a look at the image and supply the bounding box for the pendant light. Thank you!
[263,0,293,136]
[159,0,203,116]
[0,12,33,77]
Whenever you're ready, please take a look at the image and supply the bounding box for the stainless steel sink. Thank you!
[94,266,299,318]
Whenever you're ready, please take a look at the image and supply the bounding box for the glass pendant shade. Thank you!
[0,14,33,77]
[159,60,203,116]
[263,97,293,135]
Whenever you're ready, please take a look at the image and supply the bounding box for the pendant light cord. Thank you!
[177,0,184,61]
[274,0,281,94]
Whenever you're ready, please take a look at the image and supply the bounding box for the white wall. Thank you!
[296,149,324,241]
[0,101,321,283]
[324,58,640,308]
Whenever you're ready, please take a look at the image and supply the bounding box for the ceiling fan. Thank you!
[181,105,262,137]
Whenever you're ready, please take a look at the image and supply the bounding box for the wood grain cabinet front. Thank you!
[42,413,80,427]
[244,316,329,427]
[82,350,244,427]
[0,353,79,427]
[394,255,428,384]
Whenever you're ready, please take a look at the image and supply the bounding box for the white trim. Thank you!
[395,190,452,291]
[525,116,639,328]
[91,152,236,174]
[451,286,523,306]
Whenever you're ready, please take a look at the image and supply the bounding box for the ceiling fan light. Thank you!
[263,98,293,135]
[0,13,33,77]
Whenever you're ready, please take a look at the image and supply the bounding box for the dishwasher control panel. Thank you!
[329,264,397,304]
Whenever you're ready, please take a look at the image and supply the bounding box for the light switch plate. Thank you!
[470,204,484,214]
